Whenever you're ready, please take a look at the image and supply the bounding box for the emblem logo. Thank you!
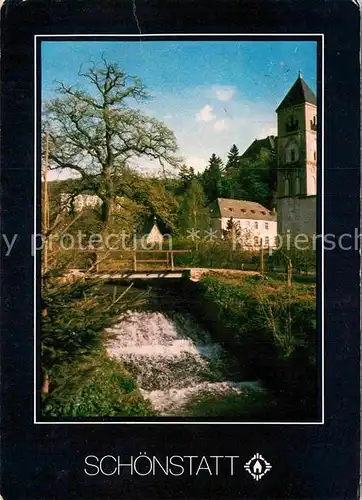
[244,453,272,481]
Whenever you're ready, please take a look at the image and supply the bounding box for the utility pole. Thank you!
[260,237,264,277]
[286,229,292,287]
[42,132,49,272]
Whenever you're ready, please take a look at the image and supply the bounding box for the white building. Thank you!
[145,219,164,246]
[209,198,278,248]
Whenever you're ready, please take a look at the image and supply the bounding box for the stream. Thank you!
[105,286,262,416]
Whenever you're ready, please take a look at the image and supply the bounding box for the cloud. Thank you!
[213,86,236,102]
[196,104,215,122]
[213,119,228,132]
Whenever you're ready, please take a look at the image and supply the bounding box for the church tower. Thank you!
[276,72,317,236]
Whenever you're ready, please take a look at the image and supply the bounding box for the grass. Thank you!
[42,352,156,418]
[185,274,317,420]
[183,389,277,419]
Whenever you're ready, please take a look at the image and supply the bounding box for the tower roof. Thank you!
[276,74,316,112]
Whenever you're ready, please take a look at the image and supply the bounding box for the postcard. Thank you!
[1,0,360,498]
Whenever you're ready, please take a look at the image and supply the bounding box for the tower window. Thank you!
[286,142,299,164]
[310,115,317,131]
[265,222,269,230]
[254,221,258,229]
[286,115,299,132]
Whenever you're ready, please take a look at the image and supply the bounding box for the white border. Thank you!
[34,33,324,425]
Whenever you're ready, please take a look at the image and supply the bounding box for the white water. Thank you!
[106,310,262,416]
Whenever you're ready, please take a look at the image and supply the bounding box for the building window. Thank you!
[254,221,258,229]
[313,151,316,161]
[295,177,300,195]
[254,236,259,247]
[245,221,250,227]
[265,222,269,230]
[286,115,299,132]
[310,115,317,131]
[284,178,290,196]
[265,236,270,247]
[286,142,299,164]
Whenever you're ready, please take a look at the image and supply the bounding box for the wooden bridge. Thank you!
[78,249,193,281]
[62,249,265,283]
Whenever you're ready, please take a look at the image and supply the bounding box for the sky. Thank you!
[41,39,317,181]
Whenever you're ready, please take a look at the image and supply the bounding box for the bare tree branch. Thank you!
[44,59,182,224]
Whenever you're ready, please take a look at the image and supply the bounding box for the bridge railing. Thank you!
[130,249,192,272]
[86,249,192,272]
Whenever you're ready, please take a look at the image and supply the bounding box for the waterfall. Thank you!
[106,310,262,416]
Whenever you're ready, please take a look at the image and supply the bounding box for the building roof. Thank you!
[276,74,317,112]
[240,135,276,159]
[211,198,277,222]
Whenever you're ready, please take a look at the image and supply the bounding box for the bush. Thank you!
[42,355,155,418]
[41,276,123,386]
[188,275,317,420]
[172,238,259,270]
[41,272,148,401]
[184,390,277,419]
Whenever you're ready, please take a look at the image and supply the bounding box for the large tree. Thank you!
[225,143,240,171]
[201,154,224,203]
[178,164,196,191]
[177,178,208,234]
[44,59,181,224]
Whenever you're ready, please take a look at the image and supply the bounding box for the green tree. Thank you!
[44,59,181,225]
[220,144,242,198]
[225,144,240,171]
[177,178,208,233]
[41,274,131,393]
[221,152,274,208]
[222,216,241,241]
[201,154,224,203]
[179,165,196,190]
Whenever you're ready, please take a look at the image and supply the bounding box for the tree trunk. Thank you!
[287,258,293,287]
[42,371,50,394]
[101,197,113,224]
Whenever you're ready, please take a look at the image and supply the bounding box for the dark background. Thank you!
[1,0,360,498]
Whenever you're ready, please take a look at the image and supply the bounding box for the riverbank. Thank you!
[176,274,317,421]
[42,273,317,421]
